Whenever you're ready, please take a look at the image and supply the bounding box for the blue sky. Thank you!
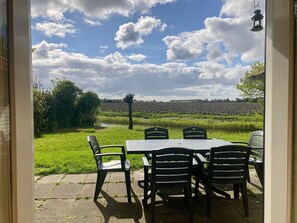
[31,0,265,101]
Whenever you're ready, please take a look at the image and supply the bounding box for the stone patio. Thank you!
[35,169,263,223]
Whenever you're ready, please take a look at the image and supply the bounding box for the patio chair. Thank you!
[143,147,194,223]
[183,126,207,139]
[144,127,169,140]
[195,145,251,217]
[232,130,264,186]
[138,127,170,189]
[87,135,131,202]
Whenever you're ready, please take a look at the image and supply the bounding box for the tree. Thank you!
[76,91,101,126]
[33,88,48,137]
[123,94,134,130]
[52,80,82,128]
[236,61,264,106]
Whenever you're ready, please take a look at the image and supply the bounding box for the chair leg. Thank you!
[151,185,156,223]
[247,167,251,183]
[186,186,193,223]
[194,175,199,199]
[125,170,132,203]
[240,182,249,217]
[206,181,213,217]
[254,163,264,186]
[143,166,149,207]
[94,171,107,202]
[233,184,239,199]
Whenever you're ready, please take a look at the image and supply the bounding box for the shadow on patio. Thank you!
[34,169,263,223]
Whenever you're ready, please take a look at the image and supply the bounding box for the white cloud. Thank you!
[34,22,76,38]
[135,16,164,34]
[83,18,101,26]
[128,53,147,62]
[196,61,249,80]
[220,0,265,18]
[32,41,246,100]
[31,0,175,22]
[163,33,205,61]
[114,22,143,49]
[207,43,224,62]
[115,16,167,49]
[162,0,265,63]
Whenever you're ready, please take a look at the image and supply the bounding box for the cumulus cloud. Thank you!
[163,34,205,61]
[32,41,247,100]
[128,53,147,62]
[31,0,175,22]
[163,0,265,63]
[220,0,265,18]
[196,61,249,80]
[34,22,76,38]
[207,43,224,62]
[115,16,167,49]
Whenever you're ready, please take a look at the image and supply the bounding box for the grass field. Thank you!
[34,125,253,175]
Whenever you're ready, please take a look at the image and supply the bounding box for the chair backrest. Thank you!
[87,135,102,164]
[183,127,207,139]
[208,145,251,184]
[247,130,263,161]
[151,147,193,188]
[144,127,169,140]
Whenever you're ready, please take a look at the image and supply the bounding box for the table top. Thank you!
[126,138,232,154]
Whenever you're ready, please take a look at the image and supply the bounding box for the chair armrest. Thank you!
[95,153,124,157]
[195,153,208,168]
[142,157,150,167]
[100,145,125,150]
[231,141,248,145]
[195,153,207,163]
[100,145,126,158]
[251,147,263,150]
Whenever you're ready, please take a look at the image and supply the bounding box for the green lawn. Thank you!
[34,125,251,175]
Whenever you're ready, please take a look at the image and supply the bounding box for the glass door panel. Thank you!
[0,0,11,222]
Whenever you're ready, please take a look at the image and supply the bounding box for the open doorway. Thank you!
[31,0,265,222]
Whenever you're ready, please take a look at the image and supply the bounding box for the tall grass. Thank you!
[99,112,263,131]
[34,126,251,175]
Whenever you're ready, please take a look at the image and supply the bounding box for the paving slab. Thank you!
[78,183,108,199]
[37,175,65,184]
[67,199,103,218]
[61,174,87,184]
[48,184,83,199]
[35,219,66,223]
[64,216,102,223]
[108,172,129,183]
[35,183,56,199]
[85,173,97,183]
[35,199,75,219]
[107,182,131,198]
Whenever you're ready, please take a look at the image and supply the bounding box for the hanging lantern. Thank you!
[251,9,264,32]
